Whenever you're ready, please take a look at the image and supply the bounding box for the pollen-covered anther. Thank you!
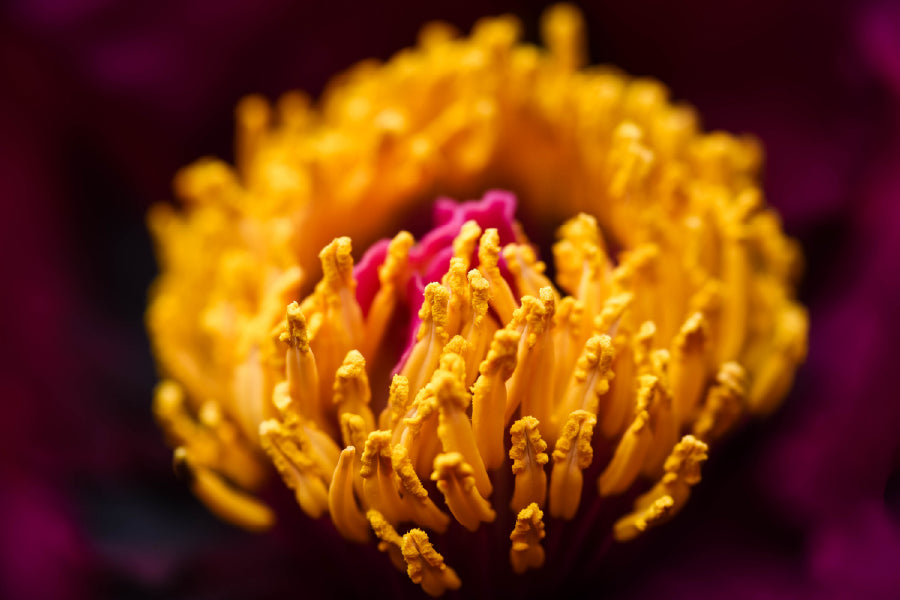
[613,435,709,541]
[333,350,376,433]
[549,410,597,519]
[401,529,462,597]
[431,452,497,531]
[392,445,451,533]
[510,502,547,574]
[477,228,517,323]
[509,416,549,511]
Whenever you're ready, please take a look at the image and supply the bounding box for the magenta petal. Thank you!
[354,237,391,317]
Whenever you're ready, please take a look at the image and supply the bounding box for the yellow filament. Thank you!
[472,329,520,469]
[328,447,370,543]
[431,452,497,531]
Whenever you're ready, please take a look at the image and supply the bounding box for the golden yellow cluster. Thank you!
[148,4,807,596]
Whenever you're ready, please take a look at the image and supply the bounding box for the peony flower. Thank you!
[146,4,809,595]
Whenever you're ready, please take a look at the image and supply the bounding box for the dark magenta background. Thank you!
[1,0,899,598]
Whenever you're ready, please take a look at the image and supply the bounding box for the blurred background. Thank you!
[1,0,899,598]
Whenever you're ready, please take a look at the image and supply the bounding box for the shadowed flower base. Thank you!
[148,4,807,597]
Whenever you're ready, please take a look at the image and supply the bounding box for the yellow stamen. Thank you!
[380,374,410,431]
[333,350,376,433]
[363,231,414,359]
[258,417,336,518]
[401,283,450,394]
[509,502,547,574]
[472,329,521,470]
[461,269,498,387]
[433,353,493,497]
[613,435,708,541]
[392,445,451,533]
[328,447,370,543]
[367,509,405,571]
[431,452,497,531]
[670,312,709,426]
[505,288,556,427]
[281,302,329,430]
[509,416,549,512]
[503,243,557,300]
[173,447,275,532]
[552,335,614,440]
[477,228,517,324]
[597,376,657,496]
[401,529,462,597]
[359,430,407,525]
[549,410,596,519]
[693,362,747,441]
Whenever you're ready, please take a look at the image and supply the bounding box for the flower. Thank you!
[146,3,808,596]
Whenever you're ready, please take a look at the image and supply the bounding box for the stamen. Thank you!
[328,447,371,543]
[339,413,368,500]
[380,374,410,431]
[503,243,557,300]
[309,237,365,406]
[443,258,471,336]
[173,447,275,532]
[433,354,493,497]
[360,430,407,525]
[613,435,708,541]
[397,385,442,477]
[258,418,336,518]
[367,509,405,571]
[693,362,747,441]
[505,288,556,427]
[363,231,414,359]
[452,220,482,268]
[401,283,450,394]
[477,228,518,323]
[597,376,657,496]
[549,410,596,519]
[392,445,451,533]
[552,335,614,441]
[748,304,808,414]
[509,502,547,574]
[333,350,376,433]
[472,329,521,469]
[509,416,549,512]
[401,529,462,597]
[431,452,497,531]
[670,312,709,426]
[461,269,498,387]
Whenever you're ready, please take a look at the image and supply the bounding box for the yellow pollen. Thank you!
[401,529,462,597]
